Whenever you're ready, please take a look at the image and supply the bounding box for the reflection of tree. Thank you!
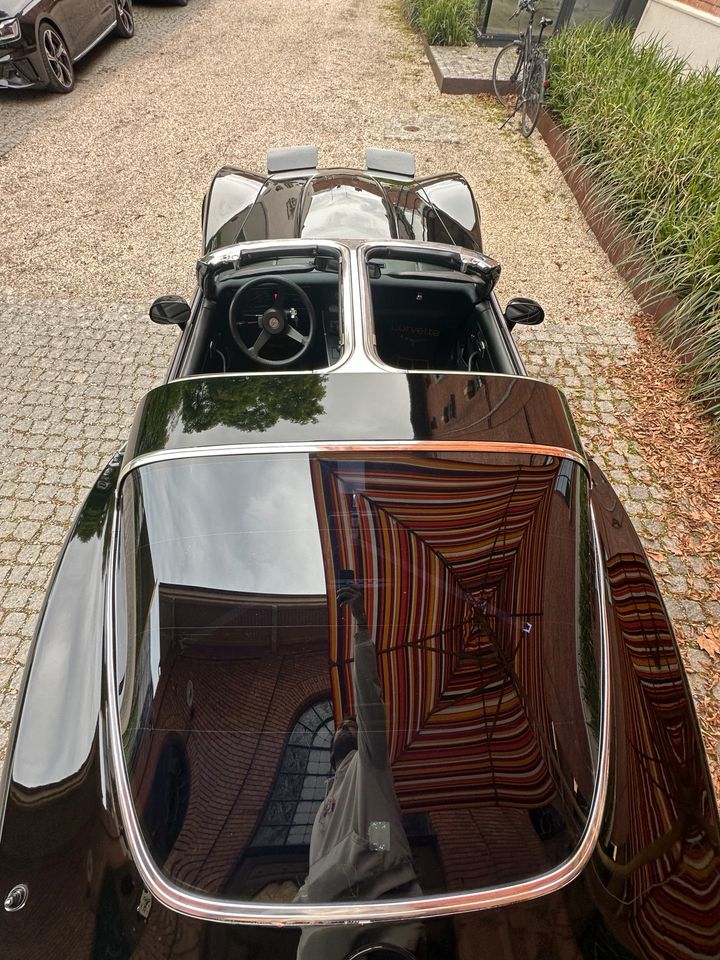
[136,385,183,458]
[75,486,112,543]
[75,451,125,542]
[180,376,327,434]
[79,376,326,542]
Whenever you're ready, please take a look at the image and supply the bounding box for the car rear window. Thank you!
[300,176,396,240]
[114,450,603,910]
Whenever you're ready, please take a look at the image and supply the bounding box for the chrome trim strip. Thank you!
[201,237,349,270]
[104,450,610,925]
[354,242,522,376]
[166,287,202,382]
[73,19,117,62]
[118,440,589,485]
[167,367,553,388]
[192,241,356,376]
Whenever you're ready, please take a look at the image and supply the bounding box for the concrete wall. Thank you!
[634,0,720,69]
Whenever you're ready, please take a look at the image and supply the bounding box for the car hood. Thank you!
[0,0,31,17]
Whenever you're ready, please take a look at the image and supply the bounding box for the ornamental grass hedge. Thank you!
[546,23,720,416]
[403,0,478,46]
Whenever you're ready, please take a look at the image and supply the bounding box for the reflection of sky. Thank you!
[420,181,474,231]
[301,185,393,240]
[138,455,326,595]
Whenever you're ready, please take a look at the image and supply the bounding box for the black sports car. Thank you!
[0,0,133,92]
[1,148,718,960]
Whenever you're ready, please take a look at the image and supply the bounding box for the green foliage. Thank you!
[180,376,328,435]
[547,23,720,415]
[403,0,478,45]
[137,375,328,456]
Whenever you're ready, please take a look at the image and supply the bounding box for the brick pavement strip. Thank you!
[0,0,717,790]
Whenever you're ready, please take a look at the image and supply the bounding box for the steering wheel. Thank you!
[229,275,316,367]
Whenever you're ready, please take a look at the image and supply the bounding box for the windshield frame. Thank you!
[105,441,610,925]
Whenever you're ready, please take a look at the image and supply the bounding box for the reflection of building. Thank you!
[122,417,603,905]
[129,587,331,899]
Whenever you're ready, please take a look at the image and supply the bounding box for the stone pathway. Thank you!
[427,44,498,93]
[0,0,717,790]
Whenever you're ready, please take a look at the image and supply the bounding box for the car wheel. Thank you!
[173,0,188,6]
[38,23,74,94]
[492,42,523,111]
[115,0,135,38]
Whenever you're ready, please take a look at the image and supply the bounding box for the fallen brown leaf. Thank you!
[647,550,666,563]
[697,626,720,659]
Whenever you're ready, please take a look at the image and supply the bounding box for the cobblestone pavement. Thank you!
[0,0,717,789]
[0,292,175,751]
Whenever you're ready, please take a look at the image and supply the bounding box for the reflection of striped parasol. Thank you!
[310,454,559,811]
[604,553,720,960]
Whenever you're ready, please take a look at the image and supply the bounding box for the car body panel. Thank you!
[1,453,717,958]
[1,157,718,958]
[0,0,119,90]
[122,372,585,468]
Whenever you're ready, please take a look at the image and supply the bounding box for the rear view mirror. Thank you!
[505,297,544,329]
[150,295,191,326]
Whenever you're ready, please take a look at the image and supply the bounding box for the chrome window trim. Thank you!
[354,241,515,376]
[166,287,203,382]
[105,447,609,925]
[490,290,527,374]
[118,440,590,486]
[201,237,351,270]
[164,366,555,388]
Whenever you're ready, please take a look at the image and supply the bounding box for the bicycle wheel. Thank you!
[492,42,524,111]
[521,55,546,137]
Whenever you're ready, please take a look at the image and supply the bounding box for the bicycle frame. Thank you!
[494,0,551,136]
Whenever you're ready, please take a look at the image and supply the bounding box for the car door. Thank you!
[47,0,101,58]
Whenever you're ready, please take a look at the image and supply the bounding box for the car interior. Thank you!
[173,248,518,378]
[180,251,345,376]
[366,252,516,373]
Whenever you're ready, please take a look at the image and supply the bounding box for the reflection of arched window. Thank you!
[141,736,190,865]
[253,699,334,847]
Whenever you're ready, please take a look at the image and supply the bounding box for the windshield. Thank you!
[115,450,602,909]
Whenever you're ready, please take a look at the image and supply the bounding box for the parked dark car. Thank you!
[1,148,718,960]
[0,0,133,92]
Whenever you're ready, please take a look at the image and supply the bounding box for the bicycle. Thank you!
[491,0,552,138]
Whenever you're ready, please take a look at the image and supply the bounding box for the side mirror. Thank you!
[150,295,191,326]
[505,297,544,329]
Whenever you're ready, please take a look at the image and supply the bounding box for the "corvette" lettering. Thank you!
[391,326,440,337]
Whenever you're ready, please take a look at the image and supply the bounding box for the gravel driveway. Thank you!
[0,0,717,786]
